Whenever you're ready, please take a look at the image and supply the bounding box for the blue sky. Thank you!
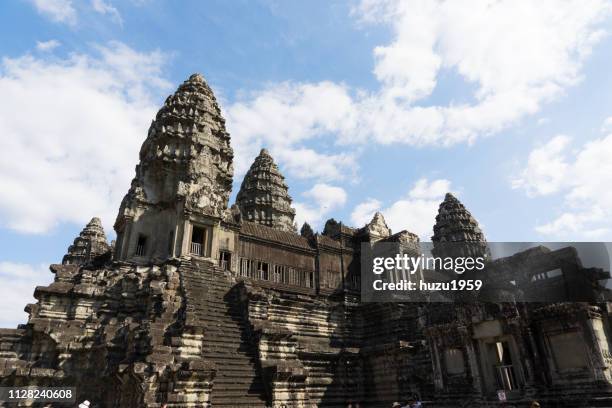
[1,0,612,326]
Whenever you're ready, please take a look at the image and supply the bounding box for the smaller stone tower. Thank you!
[431,193,489,259]
[236,148,296,232]
[62,217,111,265]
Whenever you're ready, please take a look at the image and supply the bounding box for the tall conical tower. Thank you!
[114,73,234,262]
[236,148,296,232]
[62,217,111,265]
[431,193,488,259]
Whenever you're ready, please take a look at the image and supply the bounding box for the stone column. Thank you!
[460,326,483,395]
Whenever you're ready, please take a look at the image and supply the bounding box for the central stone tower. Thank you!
[114,73,234,262]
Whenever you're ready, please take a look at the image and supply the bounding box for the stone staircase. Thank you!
[179,259,268,407]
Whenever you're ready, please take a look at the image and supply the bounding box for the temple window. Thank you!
[135,235,147,257]
[287,267,297,285]
[219,251,231,271]
[237,258,314,289]
[273,265,285,283]
[240,258,254,277]
[531,268,563,282]
[306,271,314,288]
[444,348,465,375]
[487,341,519,391]
[190,226,206,256]
[256,261,269,280]
[549,331,588,371]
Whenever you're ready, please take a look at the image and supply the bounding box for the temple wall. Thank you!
[116,207,181,262]
[533,304,612,387]
[238,239,315,272]
[0,260,215,407]
[240,284,360,407]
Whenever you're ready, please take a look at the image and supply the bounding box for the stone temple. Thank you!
[1,73,612,407]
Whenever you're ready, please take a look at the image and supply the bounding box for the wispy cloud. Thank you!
[294,183,348,230]
[227,0,611,179]
[36,39,61,52]
[514,121,612,239]
[0,262,52,327]
[0,42,170,234]
[351,178,452,239]
[29,0,77,26]
[91,0,122,25]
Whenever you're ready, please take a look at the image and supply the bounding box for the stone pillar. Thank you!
[117,216,134,260]
[429,339,444,390]
[181,217,192,257]
[585,312,610,382]
[460,326,483,395]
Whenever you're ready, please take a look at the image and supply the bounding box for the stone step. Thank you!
[180,263,268,406]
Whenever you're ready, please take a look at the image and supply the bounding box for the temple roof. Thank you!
[240,221,312,250]
[236,148,296,232]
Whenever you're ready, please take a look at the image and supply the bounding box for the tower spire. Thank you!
[431,193,488,259]
[62,217,110,265]
[236,148,296,232]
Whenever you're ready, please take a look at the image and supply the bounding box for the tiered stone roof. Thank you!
[431,193,488,259]
[431,193,486,243]
[62,217,110,265]
[236,148,296,232]
[117,73,234,223]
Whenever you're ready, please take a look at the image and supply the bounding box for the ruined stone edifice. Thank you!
[1,74,612,407]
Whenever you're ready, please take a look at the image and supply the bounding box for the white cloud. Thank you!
[36,39,61,52]
[294,183,347,229]
[91,0,122,25]
[350,198,382,226]
[408,178,451,200]
[303,183,347,210]
[30,0,77,26]
[226,0,611,162]
[537,117,551,126]
[273,147,357,182]
[0,42,170,234]
[512,135,571,196]
[0,262,52,327]
[601,116,612,133]
[515,125,612,238]
[351,178,451,238]
[226,81,358,178]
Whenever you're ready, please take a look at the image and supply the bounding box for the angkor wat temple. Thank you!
[2,74,612,407]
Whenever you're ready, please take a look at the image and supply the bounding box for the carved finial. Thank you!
[188,73,206,83]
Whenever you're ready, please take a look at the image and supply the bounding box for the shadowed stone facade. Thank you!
[1,74,612,408]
